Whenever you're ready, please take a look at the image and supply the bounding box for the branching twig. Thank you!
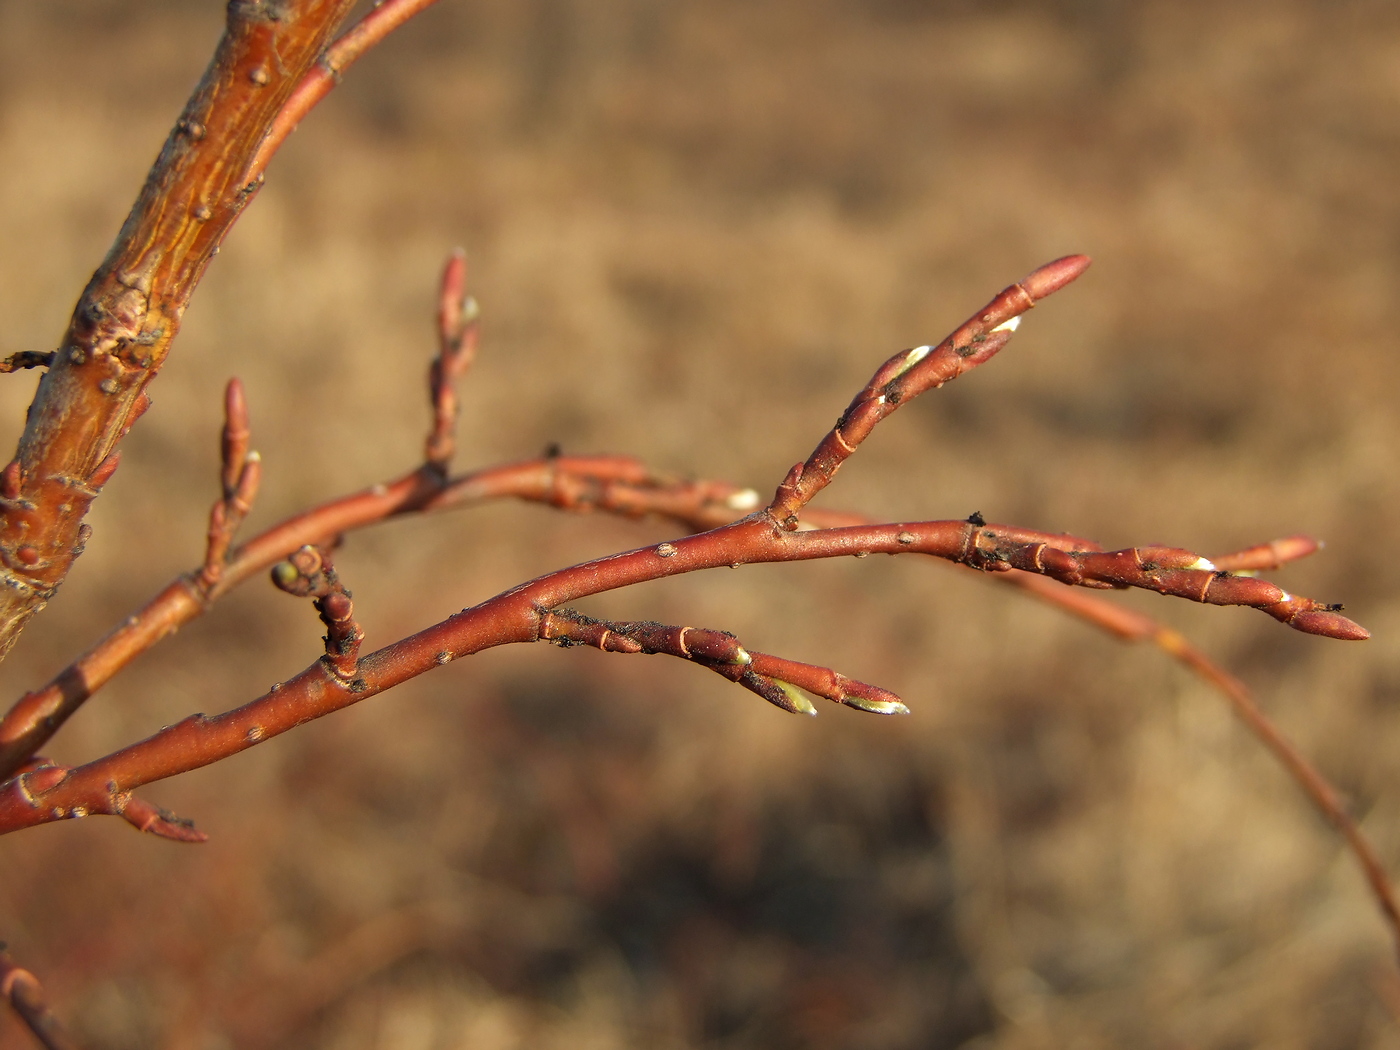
[0,944,77,1050]
[769,255,1091,525]
[0,249,1389,966]
[0,454,746,781]
[0,255,1369,836]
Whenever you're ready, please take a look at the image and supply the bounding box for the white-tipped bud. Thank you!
[1188,557,1216,572]
[991,316,1021,334]
[892,344,932,378]
[725,488,760,511]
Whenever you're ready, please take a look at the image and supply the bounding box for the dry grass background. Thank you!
[1,0,1399,1046]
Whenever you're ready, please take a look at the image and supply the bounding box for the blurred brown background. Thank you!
[1,0,1399,1046]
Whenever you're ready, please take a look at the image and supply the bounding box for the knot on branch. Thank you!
[271,545,364,685]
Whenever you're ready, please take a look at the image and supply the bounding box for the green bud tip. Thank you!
[773,680,818,716]
[843,696,910,716]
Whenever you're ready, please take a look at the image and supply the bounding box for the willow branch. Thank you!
[1,944,79,1050]
[0,501,1365,838]
[0,251,1385,961]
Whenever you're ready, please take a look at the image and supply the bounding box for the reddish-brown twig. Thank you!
[770,255,1091,525]
[0,255,1364,799]
[424,249,480,472]
[0,505,1363,840]
[247,0,448,183]
[0,455,747,781]
[539,607,907,716]
[0,944,76,1050]
[200,379,262,589]
[271,546,364,686]
[1001,567,1400,963]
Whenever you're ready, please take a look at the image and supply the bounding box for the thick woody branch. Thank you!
[539,606,908,716]
[0,0,445,666]
[1,944,77,1050]
[0,0,359,663]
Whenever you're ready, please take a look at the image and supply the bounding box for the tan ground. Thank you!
[1,1,1399,1047]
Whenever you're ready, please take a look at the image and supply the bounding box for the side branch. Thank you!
[247,0,449,182]
[539,607,907,716]
[769,254,1091,525]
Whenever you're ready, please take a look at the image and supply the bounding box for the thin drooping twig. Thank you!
[1,943,79,1050]
[1001,568,1400,963]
